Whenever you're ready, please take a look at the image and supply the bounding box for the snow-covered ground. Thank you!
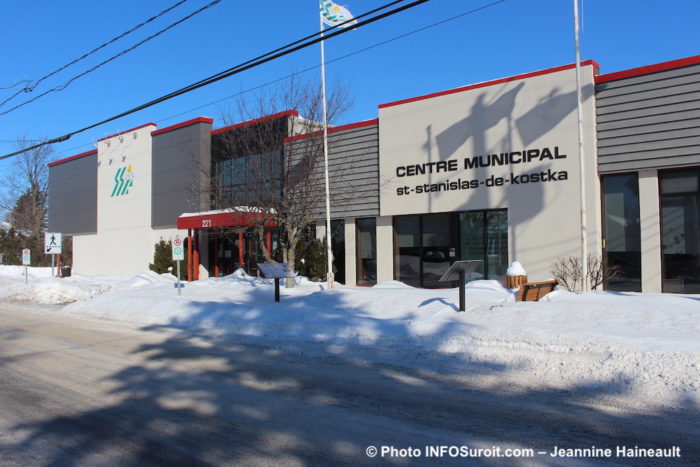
[1,265,698,410]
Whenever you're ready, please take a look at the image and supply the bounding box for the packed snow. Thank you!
[1,265,698,410]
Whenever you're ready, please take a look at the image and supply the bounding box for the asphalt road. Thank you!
[0,303,698,466]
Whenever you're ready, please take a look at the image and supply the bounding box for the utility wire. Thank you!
[0,0,219,116]
[46,0,507,161]
[0,0,191,106]
[157,0,509,127]
[2,0,429,161]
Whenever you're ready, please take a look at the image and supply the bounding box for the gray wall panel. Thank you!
[287,123,379,221]
[151,121,212,228]
[598,118,700,138]
[596,76,700,103]
[596,66,700,92]
[596,62,700,173]
[600,155,700,173]
[48,153,98,234]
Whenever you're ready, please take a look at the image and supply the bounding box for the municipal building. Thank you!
[48,55,700,293]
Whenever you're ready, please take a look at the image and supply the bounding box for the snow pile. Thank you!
[125,271,178,288]
[1,265,699,409]
[0,265,53,279]
[0,266,178,304]
[505,261,527,276]
[8,277,93,304]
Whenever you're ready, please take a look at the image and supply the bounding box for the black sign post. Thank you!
[438,260,483,311]
[257,263,296,302]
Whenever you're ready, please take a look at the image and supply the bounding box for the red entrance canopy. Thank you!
[177,210,276,230]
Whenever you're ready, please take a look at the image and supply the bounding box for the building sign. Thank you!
[394,146,569,197]
[111,165,134,197]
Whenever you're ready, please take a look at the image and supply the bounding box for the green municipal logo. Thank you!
[111,165,134,197]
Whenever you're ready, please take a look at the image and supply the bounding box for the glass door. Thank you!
[459,210,508,281]
[421,213,452,287]
[660,169,700,293]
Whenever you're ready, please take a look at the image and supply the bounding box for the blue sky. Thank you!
[0,0,698,168]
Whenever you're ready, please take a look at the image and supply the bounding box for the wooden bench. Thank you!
[516,280,559,302]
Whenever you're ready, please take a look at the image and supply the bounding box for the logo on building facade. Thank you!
[111,165,134,197]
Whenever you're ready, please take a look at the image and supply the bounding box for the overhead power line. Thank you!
[0,0,219,115]
[157,0,509,127]
[0,0,192,106]
[1,0,430,161]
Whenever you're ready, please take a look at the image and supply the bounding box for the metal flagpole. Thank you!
[320,10,334,289]
[573,0,588,291]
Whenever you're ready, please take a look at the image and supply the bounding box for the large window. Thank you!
[214,150,282,207]
[602,174,641,291]
[394,216,421,286]
[660,169,700,293]
[394,210,508,287]
[356,218,377,285]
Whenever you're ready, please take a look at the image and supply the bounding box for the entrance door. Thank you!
[421,213,452,287]
[660,169,700,293]
[459,210,508,282]
[330,220,345,284]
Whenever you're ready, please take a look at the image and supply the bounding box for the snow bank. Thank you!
[2,266,699,409]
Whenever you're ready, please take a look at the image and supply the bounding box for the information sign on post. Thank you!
[438,260,483,312]
[172,236,185,261]
[45,232,62,278]
[22,249,30,284]
[258,263,296,302]
[44,233,62,254]
[172,236,185,295]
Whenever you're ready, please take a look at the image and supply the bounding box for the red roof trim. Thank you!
[177,211,276,229]
[379,60,600,109]
[48,149,97,167]
[151,117,213,136]
[98,122,157,141]
[210,110,299,136]
[284,118,379,143]
[595,55,700,84]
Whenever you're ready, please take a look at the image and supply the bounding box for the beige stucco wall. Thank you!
[639,169,662,292]
[74,125,166,276]
[378,64,602,282]
[376,216,394,282]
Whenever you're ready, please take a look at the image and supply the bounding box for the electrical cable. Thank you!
[158,0,508,127]
[0,0,192,106]
[0,0,219,115]
[40,0,508,161]
[1,0,429,161]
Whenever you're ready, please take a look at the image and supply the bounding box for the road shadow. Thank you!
[1,291,699,465]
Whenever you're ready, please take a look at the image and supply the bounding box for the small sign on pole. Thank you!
[44,232,62,254]
[22,248,30,284]
[45,232,62,278]
[172,236,185,295]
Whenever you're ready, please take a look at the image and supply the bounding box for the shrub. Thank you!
[295,237,334,280]
[551,254,619,291]
[149,239,188,276]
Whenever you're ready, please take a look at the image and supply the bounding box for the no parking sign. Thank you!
[172,236,184,261]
